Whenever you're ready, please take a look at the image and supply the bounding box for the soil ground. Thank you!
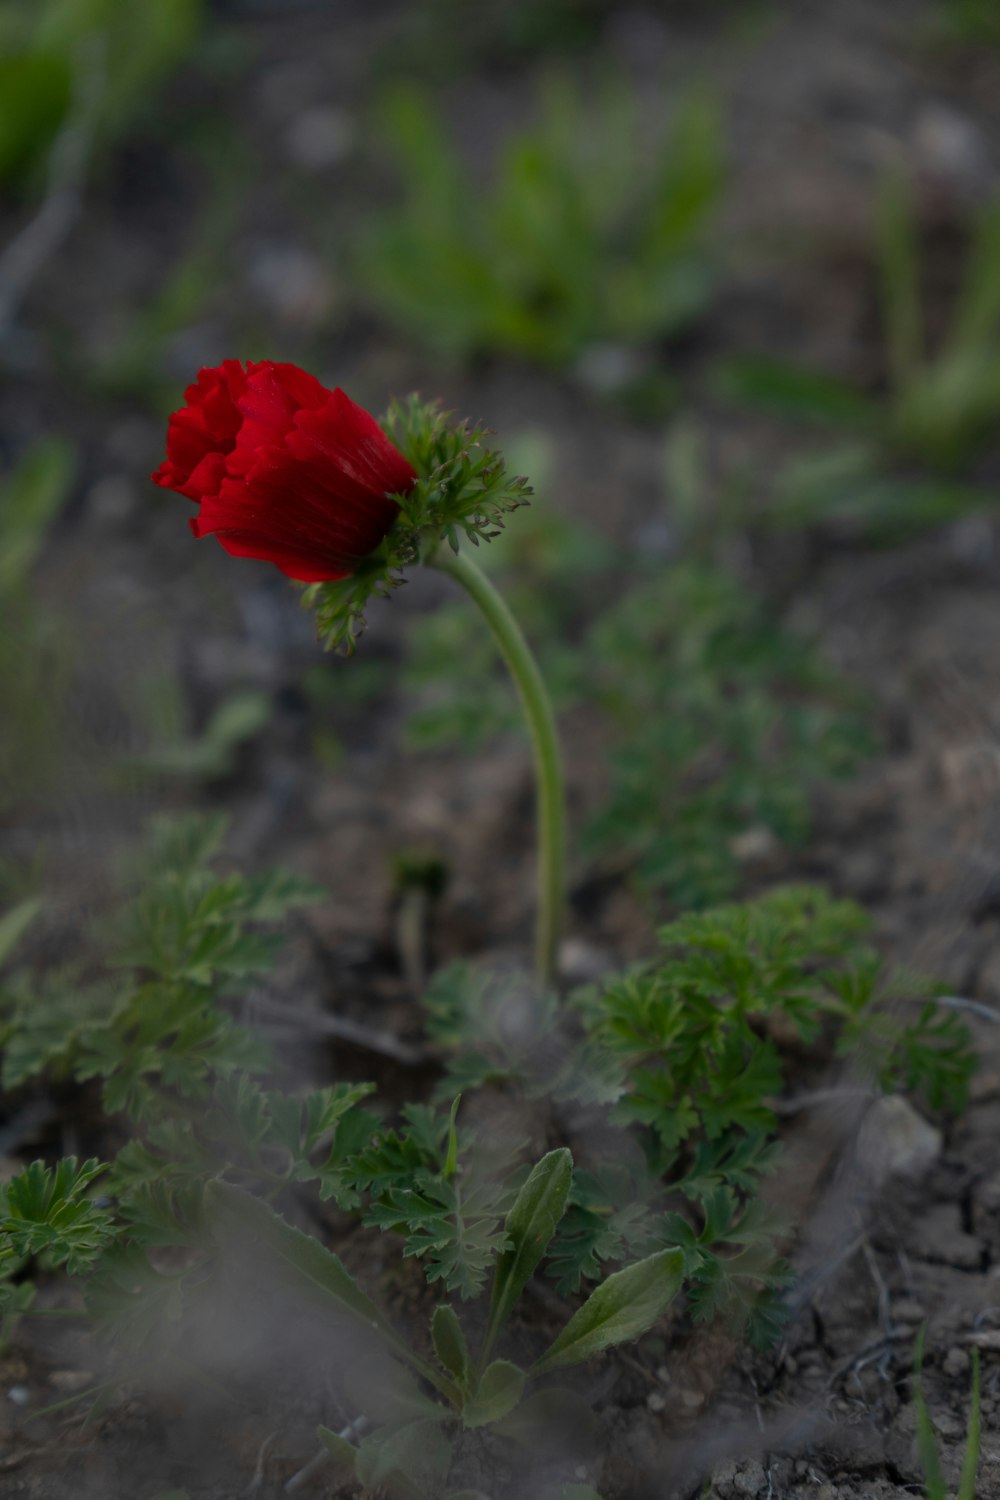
[2,1,1000,1496]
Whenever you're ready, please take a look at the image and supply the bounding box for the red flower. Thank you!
[152,360,417,582]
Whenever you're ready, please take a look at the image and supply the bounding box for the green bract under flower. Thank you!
[301,396,532,653]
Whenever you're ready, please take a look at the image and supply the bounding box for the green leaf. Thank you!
[958,1349,982,1500]
[204,1181,402,1353]
[0,1279,36,1344]
[913,1327,946,1500]
[463,1360,525,1429]
[317,1424,360,1471]
[877,168,924,399]
[431,1303,469,1385]
[355,1419,452,1494]
[714,356,872,427]
[0,1158,114,1274]
[0,437,75,594]
[486,1147,572,1348]
[533,1248,684,1373]
[0,897,41,966]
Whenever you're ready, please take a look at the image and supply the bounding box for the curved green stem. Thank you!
[429,545,566,989]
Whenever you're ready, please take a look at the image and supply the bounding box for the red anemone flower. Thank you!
[152,360,417,582]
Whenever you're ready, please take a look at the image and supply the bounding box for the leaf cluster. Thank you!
[344,1102,516,1299]
[0,812,324,1117]
[0,1158,113,1277]
[582,566,873,906]
[361,77,722,369]
[424,887,973,1346]
[576,886,972,1134]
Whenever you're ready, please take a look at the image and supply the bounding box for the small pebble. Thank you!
[7,1386,30,1405]
[856,1096,942,1184]
[934,1409,966,1440]
[646,1390,666,1412]
[943,1346,970,1378]
[892,1298,926,1324]
[732,1460,767,1497]
[284,105,355,170]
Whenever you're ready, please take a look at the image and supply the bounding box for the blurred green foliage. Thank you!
[383,0,612,75]
[0,0,202,189]
[95,150,246,404]
[362,77,723,368]
[127,678,272,782]
[581,565,870,908]
[935,0,1000,46]
[718,172,1000,535]
[0,438,76,816]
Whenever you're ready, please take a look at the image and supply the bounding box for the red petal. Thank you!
[289,388,417,498]
[228,362,330,478]
[158,360,252,496]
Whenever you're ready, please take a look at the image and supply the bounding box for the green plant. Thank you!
[913,1326,982,1500]
[581,565,871,906]
[424,887,974,1347]
[717,171,1000,535]
[932,0,1000,47]
[0,813,323,1114]
[127,678,272,781]
[361,76,722,371]
[0,437,77,815]
[0,825,976,1496]
[0,0,202,190]
[379,0,613,78]
[0,1082,676,1499]
[0,379,979,1498]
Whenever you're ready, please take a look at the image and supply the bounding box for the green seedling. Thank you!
[128,681,272,782]
[717,169,1000,533]
[913,1327,982,1500]
[0,437,75,596]
[361,75,722,374]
